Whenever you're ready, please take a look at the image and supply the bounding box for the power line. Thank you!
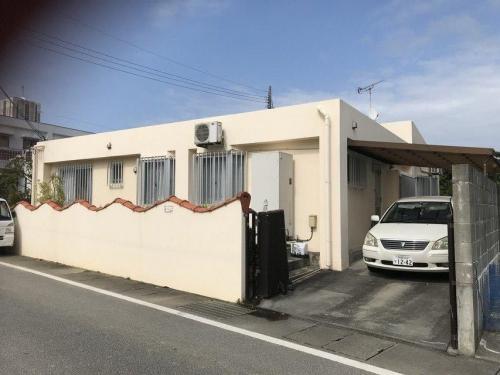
[59,12,266,94]
[27,34,264,101]
[0,84,46,140]
[23,40,267,104]
[43,112,118,132]
[25,28,265,101]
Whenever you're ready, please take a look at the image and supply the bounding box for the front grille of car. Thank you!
[381,239,429,251]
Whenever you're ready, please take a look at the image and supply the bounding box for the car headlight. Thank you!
[364,232,378,247]
[5,223,14,234]
[432,236,448,250]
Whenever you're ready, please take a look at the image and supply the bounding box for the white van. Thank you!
[0,198,15,248]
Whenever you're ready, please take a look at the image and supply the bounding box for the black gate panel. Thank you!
[245,210,258,302]
[256,210,289,298]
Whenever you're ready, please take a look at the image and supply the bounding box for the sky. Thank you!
[1,0,500,149]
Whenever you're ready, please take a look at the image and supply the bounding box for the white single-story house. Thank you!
[30,98,437,271]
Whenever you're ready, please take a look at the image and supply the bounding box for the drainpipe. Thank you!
[317,107,332,269]
[31,147,37,205]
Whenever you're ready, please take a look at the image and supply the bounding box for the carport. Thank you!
[348,139,500,356]
[263,139,500,357]
[347,139,500,175]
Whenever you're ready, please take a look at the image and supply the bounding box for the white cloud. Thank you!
[150,0,230,26]
[293,2,500,150]
[346,5,500,149]
[373,0,448,24]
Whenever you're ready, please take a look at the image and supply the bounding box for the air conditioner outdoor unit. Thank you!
[194,121,223,147]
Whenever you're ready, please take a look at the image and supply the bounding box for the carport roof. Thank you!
[348,139,500,174]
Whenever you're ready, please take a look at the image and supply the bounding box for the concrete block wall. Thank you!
[452,164,500,356]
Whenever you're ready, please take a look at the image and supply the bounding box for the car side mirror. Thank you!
[371,215,380,223]
[11,211,16,219]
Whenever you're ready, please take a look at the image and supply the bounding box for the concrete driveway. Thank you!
[260,260,451,350]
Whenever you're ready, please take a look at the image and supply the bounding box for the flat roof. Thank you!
[348,139,500,175]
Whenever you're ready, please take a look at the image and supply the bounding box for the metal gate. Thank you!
[245,209,289,302]
[191,150,245,205]
[137,156,175,206]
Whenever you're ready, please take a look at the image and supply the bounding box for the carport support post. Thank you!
[452,164,478,356]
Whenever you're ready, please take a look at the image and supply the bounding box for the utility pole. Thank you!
[266,85,273,109]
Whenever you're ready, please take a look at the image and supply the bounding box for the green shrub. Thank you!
[38,175,65,206]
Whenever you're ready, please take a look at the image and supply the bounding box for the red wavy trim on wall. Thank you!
[13,192,251,214]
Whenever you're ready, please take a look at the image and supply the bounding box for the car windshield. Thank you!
[0,201,11,221]
[382,201,451,224]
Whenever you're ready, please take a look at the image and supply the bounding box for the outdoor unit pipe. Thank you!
[31,148,37,205]
[317,107,332,269]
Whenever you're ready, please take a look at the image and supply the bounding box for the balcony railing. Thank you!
[0,149,31,168]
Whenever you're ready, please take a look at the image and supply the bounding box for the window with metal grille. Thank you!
[137,156,175,206]
[191,150,245,205]
[107,160,123,189]
[57,163,93,204]
[347,154,367,188]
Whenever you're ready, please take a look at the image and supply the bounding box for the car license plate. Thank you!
[393,256,413,267]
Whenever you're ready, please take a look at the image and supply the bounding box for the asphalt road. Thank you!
[0,264,370,375]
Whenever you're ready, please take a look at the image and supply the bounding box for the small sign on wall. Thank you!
[164,205,174,213]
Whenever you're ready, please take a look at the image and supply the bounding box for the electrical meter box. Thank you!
[251,151,294,237]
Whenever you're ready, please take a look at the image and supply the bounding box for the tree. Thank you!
[0,156,32,205]
[38,175,65,206]
[439,169,453,196]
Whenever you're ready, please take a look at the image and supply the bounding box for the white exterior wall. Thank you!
[14,200,246,302]
[381,121,426,144]
[32,99,422,271]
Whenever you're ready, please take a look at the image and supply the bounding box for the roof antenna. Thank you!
[21,85,25,98]
[357,80,384,120]
[266,85,274,109]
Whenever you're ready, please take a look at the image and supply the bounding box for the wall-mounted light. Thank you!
[133,166,137,174]
[352,121,358,130]
[106,142,112,150]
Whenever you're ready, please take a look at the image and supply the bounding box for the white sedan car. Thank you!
[363,196,451,272]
